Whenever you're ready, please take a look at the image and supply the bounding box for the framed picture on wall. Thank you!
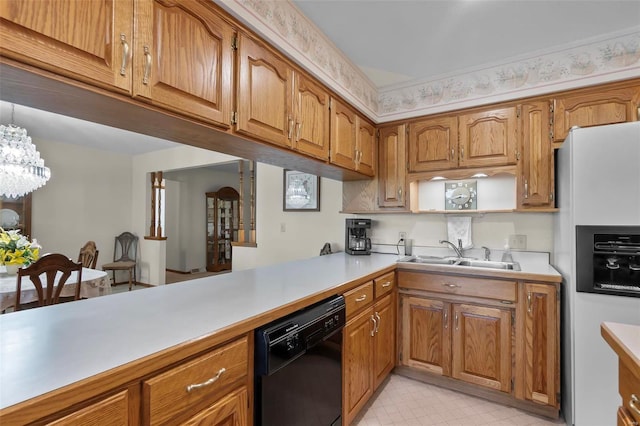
[283,170,320,211]
[0,194,32,238]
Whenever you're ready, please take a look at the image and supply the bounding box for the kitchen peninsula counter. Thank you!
[0,251,561,422]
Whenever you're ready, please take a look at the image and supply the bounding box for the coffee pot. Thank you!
[345,218,372,255]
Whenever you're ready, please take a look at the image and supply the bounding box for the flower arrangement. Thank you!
[0,228,40,266]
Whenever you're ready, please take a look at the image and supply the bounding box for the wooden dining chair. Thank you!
[102,232,138,291]
[77,241,99,269]
[15,253,83,311]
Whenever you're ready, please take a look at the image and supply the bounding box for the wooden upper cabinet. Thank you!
[378,124,407,208]
[458,106,518,168]
[236,33,293,147]
[0,0,133,93]
[330,97,358,170]
[408,116,458,172]
[523,283,559,408]
[356,118,376,176]
[519,101,553,208]
[553,85,640,142]
[293,73,330,160]
[133,0,233,128]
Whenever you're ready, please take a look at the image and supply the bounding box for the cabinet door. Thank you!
[330,98,358,170]
[524,283,558,407]
[408,116,458,172]
[554,86,640,141]
[183,387,247,426]
[356,118,376,176]
[236,33,292,147]
[378,124,407,208]
[0,0,133,93]
[47,390,130,425]
[293,73,330,160]
[400,296,451,376]
[519,101,554,208]
[452,304,512,392]
[343,307,375,426]
[133,0,233,128]
[458,107,518,168]
[373,293,395,389]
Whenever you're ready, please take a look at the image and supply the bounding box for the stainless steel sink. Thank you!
[398,256,520,271]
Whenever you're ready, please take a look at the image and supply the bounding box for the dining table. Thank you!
[0,266,112,312]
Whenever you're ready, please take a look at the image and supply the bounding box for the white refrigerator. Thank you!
[553,121,640,426]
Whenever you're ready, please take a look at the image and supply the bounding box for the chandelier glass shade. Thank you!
[0,123,51,198]
[285,177,310,208]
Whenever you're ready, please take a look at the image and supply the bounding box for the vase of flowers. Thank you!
[0,228,40,275]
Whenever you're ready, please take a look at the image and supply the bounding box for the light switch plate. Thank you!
[509,234,527,250]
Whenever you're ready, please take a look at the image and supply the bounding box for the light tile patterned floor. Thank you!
[354,374,565,426]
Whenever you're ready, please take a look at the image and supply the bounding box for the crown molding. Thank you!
[214,1,640,123]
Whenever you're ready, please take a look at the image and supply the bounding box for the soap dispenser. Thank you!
[501,239,514,263]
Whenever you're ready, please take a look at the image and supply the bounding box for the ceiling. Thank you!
[1,1,638,156]
[293,0,640,87]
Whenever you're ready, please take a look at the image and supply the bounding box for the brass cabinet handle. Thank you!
[186,368,226,392]
[381,281,392,288]
[451,148,455,160]
[527,291,532,313]
[460,147,464,160]
[524,179,529,199]
[442,283,460,289]
[296,122,302,141]
[287,117,294,140]
[444,309,448,329]
[119,34,129,76]
[630,394,640,416]
[398,187,403,201]
[370,315,377,337]
[142,45,152,85]
[374,312,381,334]
[355,294,367,302]
[454,312,459,330]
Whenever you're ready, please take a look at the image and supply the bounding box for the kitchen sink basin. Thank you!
[398,256,521,271]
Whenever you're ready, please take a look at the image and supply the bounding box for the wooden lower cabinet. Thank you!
[46,390,132,426]
[398,270,561,418]
[182,387,247,426]
[343,272,396,425]
[401,296,512,392]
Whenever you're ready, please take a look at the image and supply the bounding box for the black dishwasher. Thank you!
[255,295,346,426]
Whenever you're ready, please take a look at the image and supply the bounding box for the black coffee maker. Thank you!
[345,218,372,255]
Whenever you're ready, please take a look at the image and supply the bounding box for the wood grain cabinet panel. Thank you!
[330,98,358,170]
[519,101,554,208]
[343,307,375,425]
[523,283,558,408]
[292,73,330,160]
[458,106,518,168]
[182,387,247,426]
[0,0,133,93]
[357,118,376,177]
[553,85,640,142]
[378,124,407,208]
[344,281,374,318]
[133,0,233,128]
[373,293,395,389]
[46,390,131,426]
[452,304,512,392]
[236,33,293,147]
[401,296,451,377]
[408,116,458,172]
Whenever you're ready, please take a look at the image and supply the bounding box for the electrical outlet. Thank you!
[399,232,406,240]
[509,234,527,250]
[280,222,286,233]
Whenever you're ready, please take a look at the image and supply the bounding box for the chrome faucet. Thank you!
[439,239,464,258]
[481,246,491,261]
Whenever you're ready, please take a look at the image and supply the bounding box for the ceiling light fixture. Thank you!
[0,104,51,198]
[471,173,488,178]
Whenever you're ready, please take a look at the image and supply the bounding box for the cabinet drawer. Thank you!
[374,271,395,299]
[398,271,516,302]
[143,336,248,425]
[47,390,129,425]
[344,281,374,317]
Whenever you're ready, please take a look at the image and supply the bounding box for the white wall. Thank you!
[30,138,132,268]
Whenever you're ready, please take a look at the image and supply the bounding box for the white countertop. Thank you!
[0,252,397,410]
[0,251,560,410]
[601,322,640,367]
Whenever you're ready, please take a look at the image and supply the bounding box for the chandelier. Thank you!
[0,105,51,198]
[286,176,310,208]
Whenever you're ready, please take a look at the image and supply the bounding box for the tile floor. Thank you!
[354,374,565,426]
